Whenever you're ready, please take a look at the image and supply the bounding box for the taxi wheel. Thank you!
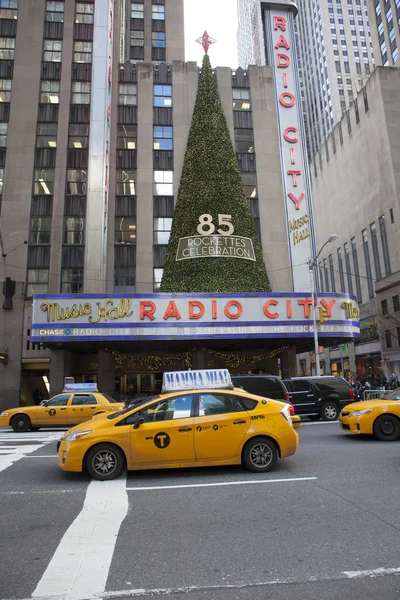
[320,402,339,421]
[11,414,31,433]
[242,437,278,473]
[373,415,400,442]
[85,444,125,481]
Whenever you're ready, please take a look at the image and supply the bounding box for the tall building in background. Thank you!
[368,0,400,66]
[237,0,377,158]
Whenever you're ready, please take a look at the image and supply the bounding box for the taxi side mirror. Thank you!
[40,400,48,407]
[133,416,144,430]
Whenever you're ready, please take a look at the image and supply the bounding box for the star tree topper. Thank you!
[195,31,216,54]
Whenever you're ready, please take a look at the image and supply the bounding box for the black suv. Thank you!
[282,376,355,421]
[231,375,290,402]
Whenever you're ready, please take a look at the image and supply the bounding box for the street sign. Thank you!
[340,344,348,353]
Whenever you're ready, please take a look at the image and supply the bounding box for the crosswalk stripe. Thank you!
[32,477,128,600]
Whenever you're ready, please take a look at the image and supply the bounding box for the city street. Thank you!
[1,422,400,600]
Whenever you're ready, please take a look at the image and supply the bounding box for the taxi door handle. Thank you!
[233,420,246,425]
[178,427,192,432]
[60,408,67,411]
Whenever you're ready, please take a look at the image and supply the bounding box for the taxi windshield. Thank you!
[382,388,400,400]
[106,396,159,420]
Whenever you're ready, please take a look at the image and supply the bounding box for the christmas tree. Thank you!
[160,53,271,293]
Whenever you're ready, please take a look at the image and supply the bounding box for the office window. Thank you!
[0,78,11,102]
[29,217,51,245]
[362,229,375,299]
[0,122,7,147]
[61,268,83,294]
[66,169,87,195]
[233,89,251,110]
[154,171,173,195]
[344,242,353,295]
[241,173,257,198]
[351,237,362,302]
[68,123,89,149]
[154,85,172,107]
[153,126,173,150]
[154,217,172,244]
[235,129,254,153]
[0,0,18,20]
[370,222,382,280]
[152,5,165,19]
[323,258,330,292]
[393,295,400,313]
[385,329,392,349]
[379,215,391,276]
[71,81,91,104]
[337,247,345,292]
[43,40,62,62]
[152,32,166,48]
[33,169,54,195]
[0,168,3,195]
[75,2,94,24]
[46,1,64,22]
[119,83,137,106]
[27,270,49,296]
[37,123,57,148]
[40,80,60,104]
[116,170,136,195]
[131,2,144,18]
[329,253,336,292]
[73,41,92,63]
[115,216,136,244]
[117,125,136,149]
[381,299,388,316]
[64,217,85,245]
[0,37,15,60]
[131,31,144,47]
[115,267,136,292]
[154,268,163,291]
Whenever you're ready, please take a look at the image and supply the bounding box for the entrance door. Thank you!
[193,392,251,460]
[66,393,99,425]
[36,393,70,426]
[128,394,195,465]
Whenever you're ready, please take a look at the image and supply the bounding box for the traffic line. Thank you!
[0,444,43,473]
[24,455,58,458]
[32,476,129,600]
[101,566,400,598]
[126,476,317,492]
[301,421,338,426]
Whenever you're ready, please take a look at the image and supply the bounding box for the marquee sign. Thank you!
[263,2,317,292]
[31,293,360,342]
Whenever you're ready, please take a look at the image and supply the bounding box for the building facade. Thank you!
[237,0,377,158]
[0,0,360,409]
[305,66,400,379]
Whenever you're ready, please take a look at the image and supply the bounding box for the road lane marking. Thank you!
[101,566,400,598]
[301,421,338,426]
[126,476,317,492]
[32,476,128,600]
[24,455,58,458]
[0,444,43,473]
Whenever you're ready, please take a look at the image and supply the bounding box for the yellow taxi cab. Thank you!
[0,383,124,432]
[339,388,400,441]
[57,369,301,480]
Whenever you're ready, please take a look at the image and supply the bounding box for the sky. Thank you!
[184,0,239,68]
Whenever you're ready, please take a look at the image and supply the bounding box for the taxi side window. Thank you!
[126,395,193,424]
[71,394,97,406]
[47,394,70,406]
[198,393,243,417]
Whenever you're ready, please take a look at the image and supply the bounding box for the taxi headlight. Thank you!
[64,430,92,441]
[0,411,9,416]
[350,408,373,417]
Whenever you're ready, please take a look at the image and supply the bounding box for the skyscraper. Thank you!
[237,0,377,157]
[368,0,400,66]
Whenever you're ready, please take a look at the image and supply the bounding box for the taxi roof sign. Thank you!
[62,383,98,393]
[162,369,233,393]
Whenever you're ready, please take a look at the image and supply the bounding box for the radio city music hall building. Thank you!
[0,0,359,408]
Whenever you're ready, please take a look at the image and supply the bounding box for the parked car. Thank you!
[339,388,400,440]
[231,375,290,402]
[282,376,355,421]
